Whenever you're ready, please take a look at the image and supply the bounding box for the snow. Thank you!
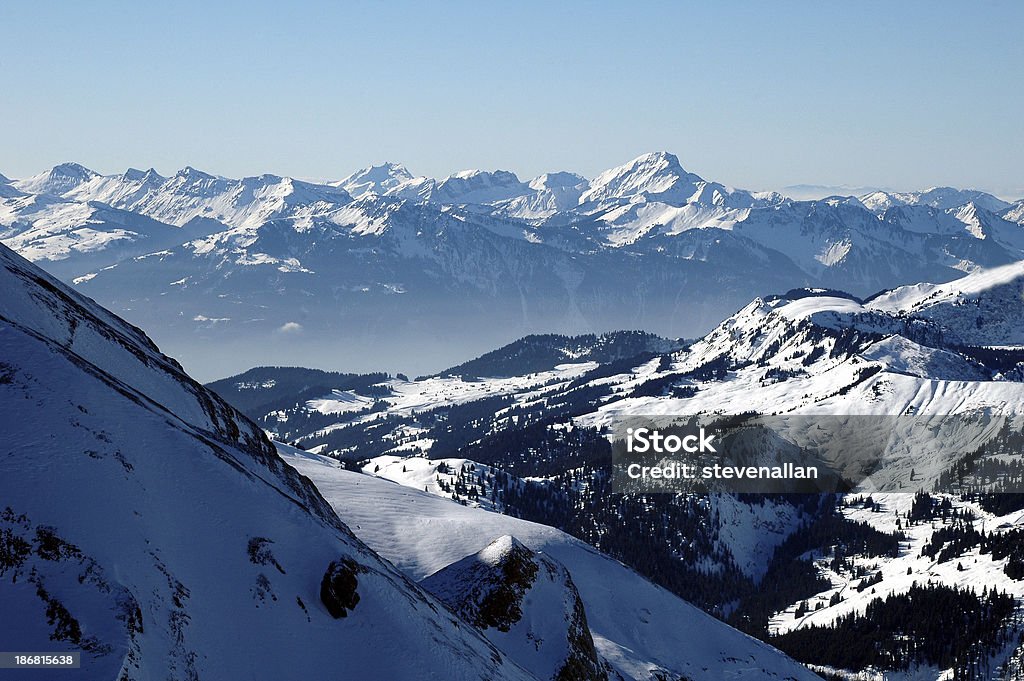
[362,455,509,511]
[333,162,414,199]
[0,242,537,681]
[769,492,1024,646]
[306,390,376,414]
[421,535,592,681]
[277,264,1024,499]
[13,162,98,195]
[868,259,1024,313]
[282,448,822,681]
[7,154,1024,384]
[388,169,531,205]
[860,187,1011,214]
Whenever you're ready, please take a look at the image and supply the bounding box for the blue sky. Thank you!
[2,1,1022,196]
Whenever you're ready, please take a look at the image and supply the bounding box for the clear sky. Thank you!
[2,1,1022,197]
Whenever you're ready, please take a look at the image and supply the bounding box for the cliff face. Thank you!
[422,535,607,681]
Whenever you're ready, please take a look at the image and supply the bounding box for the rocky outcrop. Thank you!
[423,535,607,681]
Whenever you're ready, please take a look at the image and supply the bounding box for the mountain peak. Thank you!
[633,150,683,167]
[392,168,529,205]
[335,162,414,198]
[246,172,286,185]
[580,151,705,205]
[123,167,165,183]
[50,161,97,178]
[528,171,587,191]
[860,186,1011,214]
[13,162,98,195]
[477,534,530,566]
[419,533,608,681]
[449,168,520,182]
[374,161,413,177]
[175,165,217,180]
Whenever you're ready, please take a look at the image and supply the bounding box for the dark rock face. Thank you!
[320,558,363,619]
[556,576,606,681]
[474,540,539,632]
[422,536,608,681]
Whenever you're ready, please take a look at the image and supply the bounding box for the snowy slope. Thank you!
[0,242,537,681]
[362,456,510,512]
[759,492,1024,681]
[0,171,25,199]
[0,195,191,277]
[769,493,1024,637]
[1005,201,1024,225]
[282,448,822,681]
[866,259,1024,345]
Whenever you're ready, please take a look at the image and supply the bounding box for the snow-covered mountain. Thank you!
[860,187,1012,214]
[224,261,1024,501]
[0,194,201,278]
[867,259,1024,346]
[223,260,1024,679]
[0,241,546,680]
[1005,200,1024,225]
[333,162,414,198]
[13,162,99,196]
[492,172,590,220]
[4,155,1023,380]
[387,169,532,205]
[0,171,26,199]
[0,163,355,280]
[64,166,354,230]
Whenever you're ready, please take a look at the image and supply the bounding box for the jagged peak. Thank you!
[174,165,217,180]
[336,162,415,198]
[367,161,413,177]
[241,172,285,186]
[346,161,413,178]
[631,150,683,167]
[446,168,523,184]
[122,167,165,183]
[580,151,708,205]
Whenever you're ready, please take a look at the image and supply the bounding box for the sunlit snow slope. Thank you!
[282,447,822,681]
[0,242,535,681]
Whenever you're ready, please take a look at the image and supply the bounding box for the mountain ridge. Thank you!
[5,153,1024,380]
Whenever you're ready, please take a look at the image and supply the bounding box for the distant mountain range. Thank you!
[3,153,1023,380]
